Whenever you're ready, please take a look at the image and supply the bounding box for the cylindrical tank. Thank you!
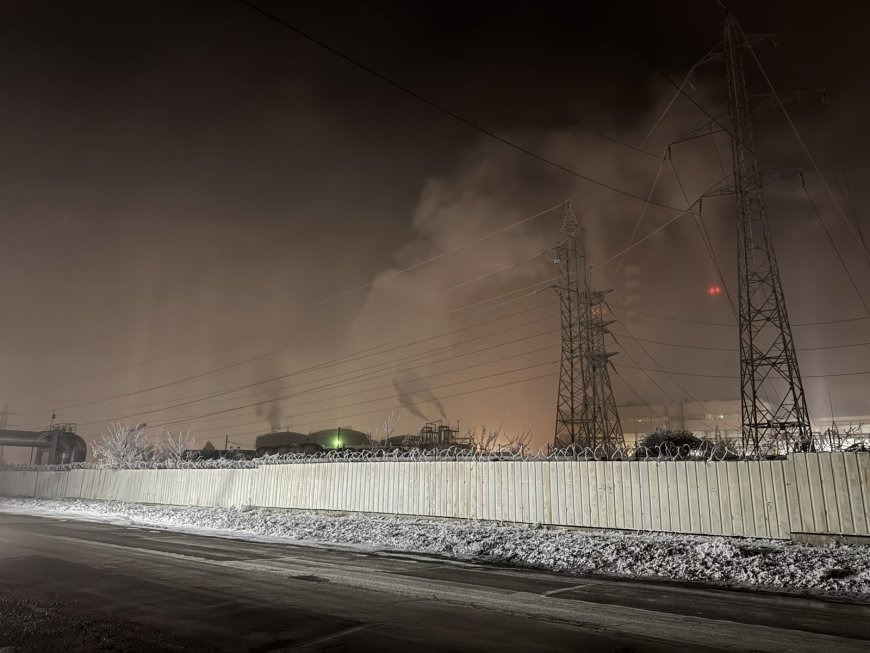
[254,427,369,455]
[254,431,309,456]
[308,427,369,450]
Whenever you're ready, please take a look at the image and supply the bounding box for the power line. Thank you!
[667,155,738,318]
[443,277,555,316]
[737,17,870,269]
[352,2,664,162]
[609,332,728,432]
[60,293,552,421]
[608,302,869,329]
[593,263,739,431]
[82,319,559,429]
[38,225,558,415]
[598,14,733,143]
[613,150,669,275]
[822,95,868,252]
[22,201,564,411]
[610,327,870,354]
[590,206,695,269]
[800,181,870,315]
[187,341,560,435]
[316,203,562,306]
[34,156,720,419]
[609,370,666,421]
[70,305,557,425]
[47,178,704,419]
[402,247,550,307]
[616,362,870,380]
[221,370,557,443]
[24,341,210,392]
[159,358,559,432]
[589,169,736,271]
[236,0,686,212]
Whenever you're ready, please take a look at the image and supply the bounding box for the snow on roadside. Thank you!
[2,496,868,599]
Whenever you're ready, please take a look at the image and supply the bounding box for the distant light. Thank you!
[707,285,722,296]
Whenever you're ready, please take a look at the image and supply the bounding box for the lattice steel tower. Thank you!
[553,200,585,448]
[724,13,811,455]
[553,200,624,450]
[584,287,624,450]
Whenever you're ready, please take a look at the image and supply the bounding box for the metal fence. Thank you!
[1,453,868,541]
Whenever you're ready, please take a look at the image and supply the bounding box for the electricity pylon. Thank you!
[553,200,624,450]
[584,288,624,450]
[553,200,586,448]
[723,13,811,455]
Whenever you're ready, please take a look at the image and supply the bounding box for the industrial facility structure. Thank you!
[618,401,743,445]
[254,427,369,456]
[253,421,469,456]
[385,420,468,449]
[0,423,87,465]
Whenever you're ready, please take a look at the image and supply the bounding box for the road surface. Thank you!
[0,511,868,651]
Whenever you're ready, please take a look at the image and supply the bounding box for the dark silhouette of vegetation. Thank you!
[638,426,703,457]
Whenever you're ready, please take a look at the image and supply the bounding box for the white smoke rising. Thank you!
[343,85,845,439]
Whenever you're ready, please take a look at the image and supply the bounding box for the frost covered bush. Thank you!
[92,423,156,467]
[92,423,197,467]
[160,429,196,462]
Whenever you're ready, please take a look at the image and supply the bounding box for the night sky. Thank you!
[1,1,868,457]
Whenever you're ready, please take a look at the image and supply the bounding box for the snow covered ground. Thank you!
[2,496,868,599]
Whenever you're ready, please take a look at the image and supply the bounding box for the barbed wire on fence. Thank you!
[0,441,770,472]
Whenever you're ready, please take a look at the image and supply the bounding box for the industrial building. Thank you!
[619,400,870,447]
[618,400,743,445]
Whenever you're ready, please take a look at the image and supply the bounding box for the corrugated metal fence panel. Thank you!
[0,470,35,496]
[2,454,869,539]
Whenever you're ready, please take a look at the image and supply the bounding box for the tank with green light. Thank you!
[254,426,369,456]
[308,427,369,450]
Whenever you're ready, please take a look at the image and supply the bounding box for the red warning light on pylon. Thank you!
[707,284,722,296]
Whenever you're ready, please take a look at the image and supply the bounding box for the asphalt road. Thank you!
[0,511,868,652]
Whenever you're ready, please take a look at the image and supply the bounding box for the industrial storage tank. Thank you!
[254,431,312,456]
[308,427,369,450]
[254,427,369,456]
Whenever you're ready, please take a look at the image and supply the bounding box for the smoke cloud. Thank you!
[345,94,717,438]
[255,399,282,432]
[392,370,447,422]
[252,359,287,433]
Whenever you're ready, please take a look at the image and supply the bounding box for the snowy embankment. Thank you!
[2,496,868,599]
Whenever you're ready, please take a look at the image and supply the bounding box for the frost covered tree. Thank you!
[467,424,501,452]
[160,429,197,461]
[92,423,199,467]
[92,422,156,467]
[503,427,534,455]
[373,411,400,445]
